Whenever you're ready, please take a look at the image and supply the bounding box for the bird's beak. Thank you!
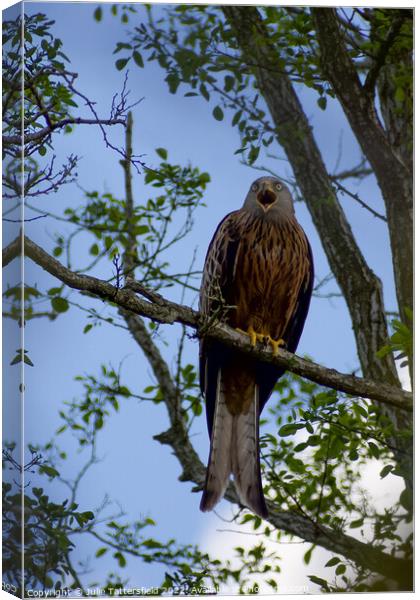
[257,183,276,210]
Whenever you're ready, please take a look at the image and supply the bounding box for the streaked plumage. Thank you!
[199,176,314,518]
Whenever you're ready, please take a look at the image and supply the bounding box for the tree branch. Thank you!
[3,117,126,146]
[4,235,411,412]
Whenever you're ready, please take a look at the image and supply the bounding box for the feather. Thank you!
[200,369,233,512]
[231,385,268,518]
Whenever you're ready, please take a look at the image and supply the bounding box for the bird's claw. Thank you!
[235,327,285,353]
[236,326,261,346]
[267,336,285,355]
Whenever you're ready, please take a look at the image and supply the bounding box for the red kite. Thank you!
[199,176,313,518]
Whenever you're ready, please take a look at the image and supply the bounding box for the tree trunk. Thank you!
[312,8,413,332]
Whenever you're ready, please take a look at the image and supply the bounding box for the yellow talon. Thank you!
[236,326,281,350]
[268,336,286,355]
[235,326,265,347]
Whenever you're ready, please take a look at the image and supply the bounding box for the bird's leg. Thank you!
[235,325,265,347]
[266,336,286,355]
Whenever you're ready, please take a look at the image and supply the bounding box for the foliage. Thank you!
[377,308,413,369]
[2,13,78,199]
[106,6,412,169]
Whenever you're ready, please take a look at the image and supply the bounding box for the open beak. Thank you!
[257,184,276,210]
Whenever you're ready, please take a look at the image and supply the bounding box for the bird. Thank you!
[198,176,314,518]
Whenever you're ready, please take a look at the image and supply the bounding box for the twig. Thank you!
[332,178,387,221]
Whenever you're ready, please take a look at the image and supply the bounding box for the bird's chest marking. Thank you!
[233,226,306,335]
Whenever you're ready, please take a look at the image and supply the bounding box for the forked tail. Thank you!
[200,370,268,518]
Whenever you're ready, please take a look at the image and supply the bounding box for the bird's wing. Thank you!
[283,235,314,353]
[199,211,241,436]
[257,233,314,413]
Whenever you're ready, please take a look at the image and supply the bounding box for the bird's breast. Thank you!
[231,217,309,337]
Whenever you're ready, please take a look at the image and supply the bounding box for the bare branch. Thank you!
[332,178,387,221]
[3,117,125,146]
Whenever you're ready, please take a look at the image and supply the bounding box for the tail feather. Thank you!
[231,386,268,519]
[200,370,233,512]
[201,369,268,519]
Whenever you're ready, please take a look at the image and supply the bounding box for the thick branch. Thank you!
[5,235,411,412]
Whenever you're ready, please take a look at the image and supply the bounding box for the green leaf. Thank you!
[349,517,364,529]
[94,6,102,21]
[156,147,168,160]
[376,344,392,358]
[212,106,224,121]
[399,488,412,511]
[303,545,315,565]
[51,297,69,313]
[248,145,260,165]
[325,556,340,567]
[39,146,47,156]
[133,50,144,67]
[224,75,235,92]
[48,286,63,296]
[348,449,359,461]
[96,547,108,558]
[24,354,34,366]
[308,576,328,589]
[317,96,327,110]
[278,423,302,437]
[368,441,380,459]
[39,465,60,478]
[90,243,99,256]
[335,564,346,576]
[380,464,394,479]
[199,83,210,101]
[166,73,180,94]
[115,57,130,71]
[81,511,95,520]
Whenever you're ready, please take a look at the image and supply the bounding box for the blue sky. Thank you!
[2,0,406,593]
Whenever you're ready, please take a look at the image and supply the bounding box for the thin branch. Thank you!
[3,117,126,146]
[332,178,387,221]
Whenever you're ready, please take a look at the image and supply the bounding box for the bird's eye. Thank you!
[276,182,283,191]
[251,183,258,192]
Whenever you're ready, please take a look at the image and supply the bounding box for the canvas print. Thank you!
[2,1,413,596]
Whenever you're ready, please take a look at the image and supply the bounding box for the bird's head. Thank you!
[243,176,295,219]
